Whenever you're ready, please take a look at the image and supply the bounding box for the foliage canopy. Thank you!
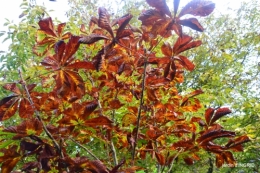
[0,0,259,172]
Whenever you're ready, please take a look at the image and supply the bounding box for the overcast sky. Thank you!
[0,0,248,52]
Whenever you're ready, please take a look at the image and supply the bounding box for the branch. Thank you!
[18,69,63,157]
[167,148,184,173]
[131,51,148,163]
[207,156,214,173]
[87,72,118,165]
[70,138,100,161]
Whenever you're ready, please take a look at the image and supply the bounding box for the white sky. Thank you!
[0,0,249,53]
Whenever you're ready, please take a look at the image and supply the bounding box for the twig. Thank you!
[167,148,184,173]
[69,138,100,161]
[18,69,62,157]
[88,72,118,165]
[131,51,148,163]
[207,156,214,173]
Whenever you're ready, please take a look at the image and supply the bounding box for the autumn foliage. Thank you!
[0,0,250,172]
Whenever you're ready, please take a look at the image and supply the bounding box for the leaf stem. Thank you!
[69,138,100,161]
[167,148,184,173]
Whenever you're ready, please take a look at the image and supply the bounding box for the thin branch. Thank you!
[131,51,148,163]
[69,138,100,161]
[110,139,118,165]
[87,72,118,165]
[18,69,62,157]
[207,156,214,173]
[167,148,184,173]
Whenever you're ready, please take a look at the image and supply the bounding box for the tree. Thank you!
[0,0,256,172]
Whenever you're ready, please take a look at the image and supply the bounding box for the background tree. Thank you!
[0,0,258,172]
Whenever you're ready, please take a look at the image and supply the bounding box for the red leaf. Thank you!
[197,129,236,145]
[171,23,183,36]
[116,29,133,39]
[66,61,95,70]
[177,55,195,71]
[87,160,109,173]
[181,89,203,106]
[38,17,56,37]
[216,153,224,168]
[179,0,215,17]
[223,151,236,166]
[0,99,19,121]
[184,157,194,165]
[110,99,124,109]
[211,107,232,124]
[19,99,34,118]
[138,9,165,25]
[173,35,193,53]
[0,95,18,107]
[3,83,21,94]
[146,0,171,17]
[205,108,215,125]
[0,145,21,173]
[62,36,81,64]
[164,63,171,78]
[161,42,172,57]
[155,152,166,165]
[79,34,109,44]
[85,116,113,127]
[226,135,250,151]
[116,14,133,38]
[179,18,204,32]
[175,40,202,55]
[98,7,114,38]
[110,158,126,173]
[83,101,98,119]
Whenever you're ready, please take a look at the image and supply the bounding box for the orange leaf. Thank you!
[223,151,236,166]
[181,89,203,106]
[122,114,137,127]
[177,55,195,71]
[110,99,124,109]
[161,42,172,57]
[0,99,19,121]
[216,153,224,168]
[173,35,193,54]
[1,155,20,173]
[19,99,34,118]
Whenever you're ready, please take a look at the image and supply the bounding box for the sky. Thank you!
[0,0,249,53]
